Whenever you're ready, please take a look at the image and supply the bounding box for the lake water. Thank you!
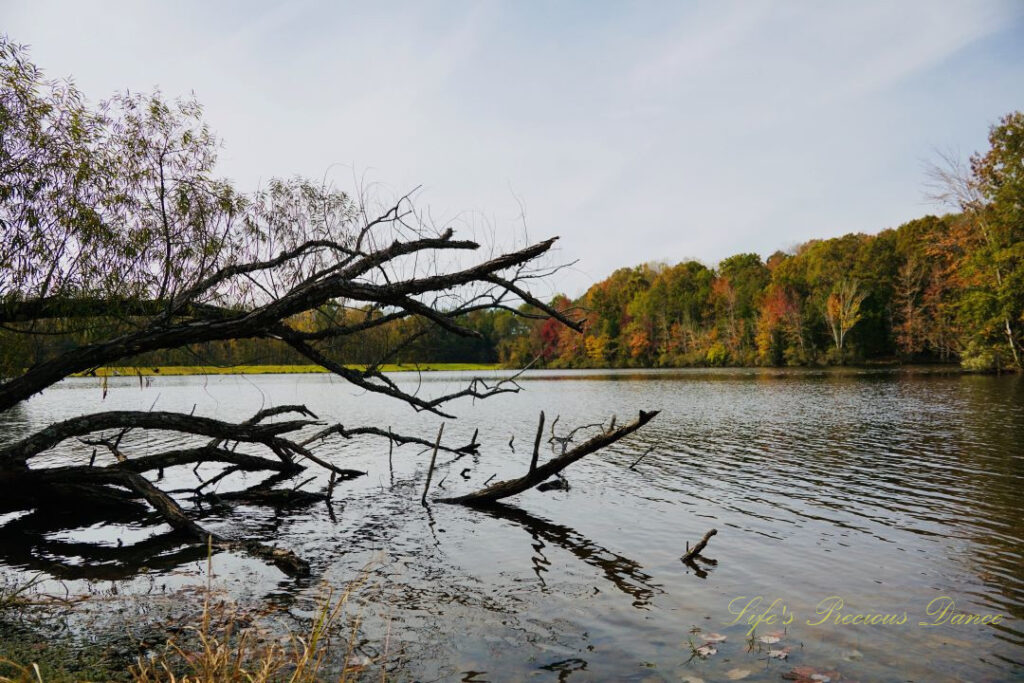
[1,369,1022,681]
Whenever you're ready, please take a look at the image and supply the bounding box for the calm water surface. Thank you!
[1,369,1022,681]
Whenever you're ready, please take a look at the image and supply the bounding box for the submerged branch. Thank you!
[0,410,318,467]
[438,410,659,506]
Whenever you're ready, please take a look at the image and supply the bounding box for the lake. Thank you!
[1,369,1022,681]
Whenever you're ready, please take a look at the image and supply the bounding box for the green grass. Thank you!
[74,362,500,377]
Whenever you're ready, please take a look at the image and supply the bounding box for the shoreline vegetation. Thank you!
[8,107,1023,379]
[70,363,501,377]
[1,552,377,683]
[62,360,998,380]
[9,105,1024,378]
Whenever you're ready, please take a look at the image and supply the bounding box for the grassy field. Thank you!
[74,363,501,377]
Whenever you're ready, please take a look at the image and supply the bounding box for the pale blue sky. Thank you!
[4,1,1023,296]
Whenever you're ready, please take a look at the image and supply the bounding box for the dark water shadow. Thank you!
[0,485,312,582]
[477,504,662,608]
[0,504,210,581]
[538,657,588,681]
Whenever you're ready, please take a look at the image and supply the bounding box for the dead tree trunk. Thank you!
[438,410,659,506]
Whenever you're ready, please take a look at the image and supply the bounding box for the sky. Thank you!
[3,1,1023,297]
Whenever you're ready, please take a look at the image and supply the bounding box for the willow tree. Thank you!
[0,38,655,576]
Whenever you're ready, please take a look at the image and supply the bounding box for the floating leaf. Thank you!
[768,647,791,659]
[703,632,728,643]
[726,667,752,680]
[782,666,841,683]
[758,634,781,644]
[695,643,718,657]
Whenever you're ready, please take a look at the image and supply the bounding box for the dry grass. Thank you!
[0,660,44,683]
[132,546,375,683]
[130,583,371,682]
[0,575,43,612]
[1,546,381,683]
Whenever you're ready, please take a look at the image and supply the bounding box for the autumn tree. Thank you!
[716,253,770,360]
[893,256,927,357]
[928,112,1024,370]
[824,279,866,364]
[755,284,803,365]
[966,113,1024,369]
[463,116,1022,373]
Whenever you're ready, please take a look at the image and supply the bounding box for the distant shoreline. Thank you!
[74,363,501,377]
[68,361,991,379]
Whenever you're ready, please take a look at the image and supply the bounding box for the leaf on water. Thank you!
[782,666,842,683]
[681,677,706,683]
[345,654,373,672]
[703,632,728,643]
[725,667,752,680]
[695,644,718,657]
[758,634,781,644]
[768,647,791,659]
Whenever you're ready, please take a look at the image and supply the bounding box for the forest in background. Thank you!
[3,106,1021,373]
[495,212,1007,369]
[527,113,1023,372]
[8,206,1019,373]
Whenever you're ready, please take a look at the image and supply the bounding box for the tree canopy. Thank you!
[499,112,1023,372]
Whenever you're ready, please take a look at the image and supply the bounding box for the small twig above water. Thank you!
[421,423,444,506]
[629,446,655,470]
[682,528,717,564]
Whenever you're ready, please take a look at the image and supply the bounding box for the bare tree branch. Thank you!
[438,410,659,506]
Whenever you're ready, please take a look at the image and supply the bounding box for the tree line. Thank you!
[499,114,1024,372]
[15,188,1019,374]
[152,115,1024,374]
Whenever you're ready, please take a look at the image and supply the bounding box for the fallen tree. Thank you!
[436,410,659,506]
[0,38,656,577]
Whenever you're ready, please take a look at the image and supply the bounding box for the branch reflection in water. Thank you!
[479,503,662,608]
